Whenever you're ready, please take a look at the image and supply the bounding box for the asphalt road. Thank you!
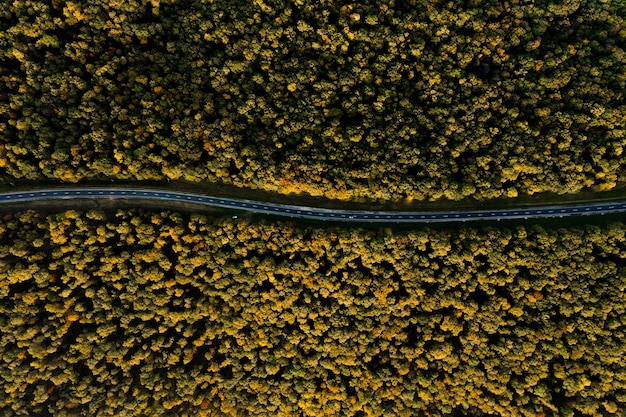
[0,187,625,223]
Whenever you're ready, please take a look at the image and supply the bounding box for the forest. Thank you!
[2,0,626,416]
[1,208,625,416]
[0,0,625,201]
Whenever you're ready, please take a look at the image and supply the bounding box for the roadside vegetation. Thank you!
[1,209,625,416]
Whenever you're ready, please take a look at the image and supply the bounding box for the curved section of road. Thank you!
[1,187,626,223]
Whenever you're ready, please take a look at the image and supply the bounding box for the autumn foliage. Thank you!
[1,0,625,201]
[0,209,625,416]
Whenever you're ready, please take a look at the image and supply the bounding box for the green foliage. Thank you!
[0,209,625,415]
[0,1,625,200]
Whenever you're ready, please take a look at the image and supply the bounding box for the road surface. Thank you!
[0,187,625,223]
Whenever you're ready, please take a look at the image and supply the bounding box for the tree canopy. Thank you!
[0,209,625,415]
[1,0,625,201]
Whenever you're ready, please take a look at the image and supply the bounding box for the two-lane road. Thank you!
[0,187,625,223]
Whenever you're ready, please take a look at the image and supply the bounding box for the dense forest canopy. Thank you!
[2,1,626,415]
[1,0,625,201]
[1,209,626,416]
